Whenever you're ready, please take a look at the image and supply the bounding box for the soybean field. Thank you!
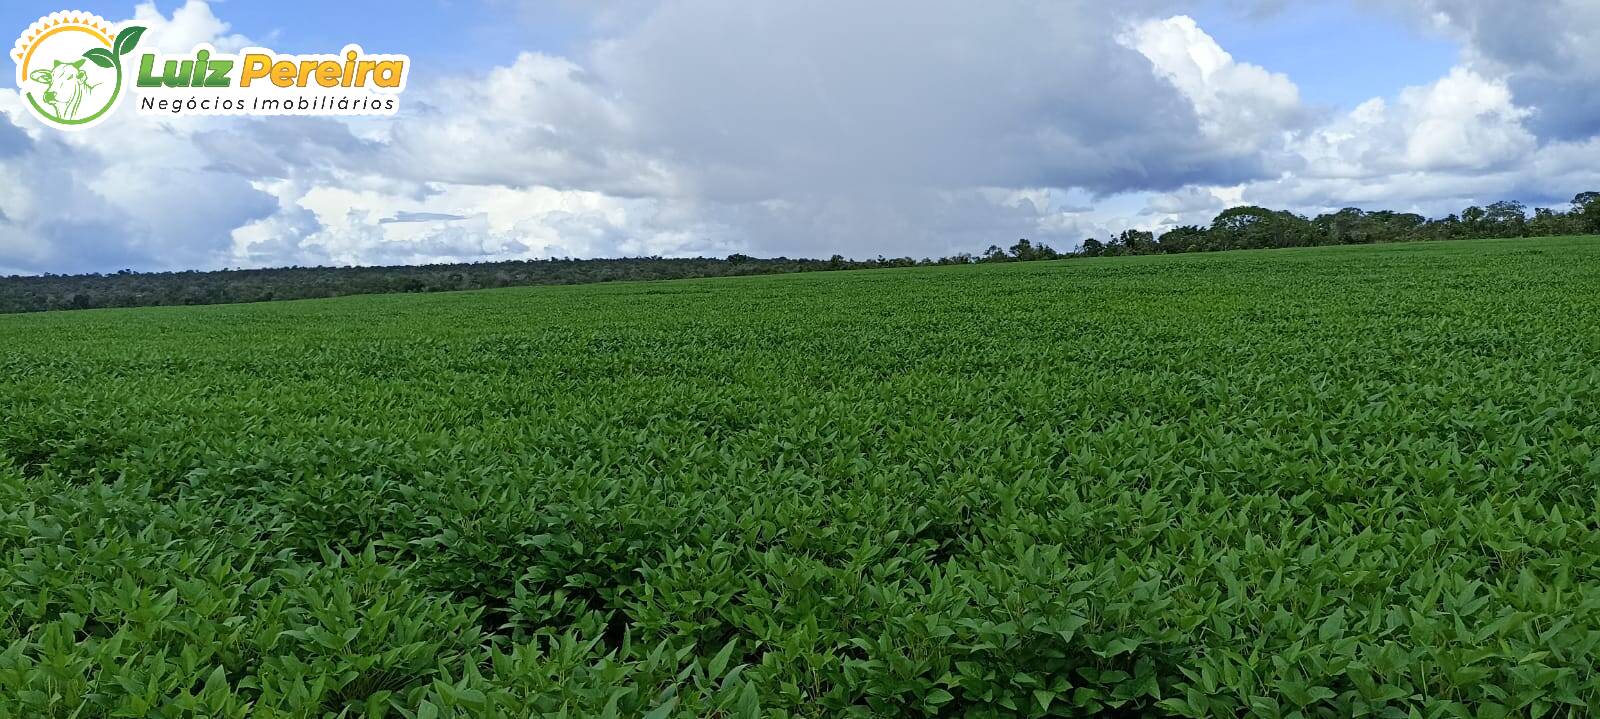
[3,236,1599,717]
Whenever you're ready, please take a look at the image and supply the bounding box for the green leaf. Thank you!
[82,48,116,69]
[734,682,760,719]
[708,637,739,678]
[202,664,229,695]
[600,690,625,719]
[641,697,678,719]
[115,26,147,56]
[1102,637,1142,657]
[1318,608,1345,643]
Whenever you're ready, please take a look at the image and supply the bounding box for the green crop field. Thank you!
[2,236,1599,717]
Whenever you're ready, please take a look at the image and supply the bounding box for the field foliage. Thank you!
[2,237,1599,717]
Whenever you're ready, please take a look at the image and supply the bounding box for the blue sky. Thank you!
[3,0,1598,274]
[1186,1,1458,109]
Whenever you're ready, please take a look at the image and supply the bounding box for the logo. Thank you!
[13,10,409,131]
[134,44,409,117]
[11,11,143,130]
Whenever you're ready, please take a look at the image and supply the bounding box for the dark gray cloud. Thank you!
[592,0,1269,200]
[37,218,152,274]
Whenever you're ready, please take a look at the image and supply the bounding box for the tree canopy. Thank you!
[1078,192,1600,257]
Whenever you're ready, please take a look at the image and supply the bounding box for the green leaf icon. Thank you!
[114,26,146,57]
[82,47,116,69]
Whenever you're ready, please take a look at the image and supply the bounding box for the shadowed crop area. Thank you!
[2,237,1599,717]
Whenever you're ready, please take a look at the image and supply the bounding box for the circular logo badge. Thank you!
[11,11,145,131]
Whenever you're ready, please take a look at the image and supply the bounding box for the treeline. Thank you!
[0,256,891,314]
[0,246,1074,314]
[1078,192,1600,257]
[3,193,1598,313]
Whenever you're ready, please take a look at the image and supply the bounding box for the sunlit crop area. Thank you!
[3,237,1599,717]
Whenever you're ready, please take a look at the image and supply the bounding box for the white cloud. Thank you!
[0,1,277,273]
[1396,68,1533,171]
[382,52,675,197]
[1292,67,1534,179]
[126,0,254,52]
[1121,15,1306,155]
[238,181,721,267]
[1369,0,1600,141]
[1128,37,1566,231]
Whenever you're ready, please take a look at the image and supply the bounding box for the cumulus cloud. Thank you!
[1293,67,1534,179]
[382,52,673,197]
[1120,16,1307,155]
[126,0,254,52]
[0,89,279,272]
[0,1,276,273]
[1123,9,1600,234]
[1371,0,1600,141]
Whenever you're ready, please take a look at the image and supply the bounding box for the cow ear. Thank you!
[70,59,85,69]
[29,69,51,83]
[53,59,64,67]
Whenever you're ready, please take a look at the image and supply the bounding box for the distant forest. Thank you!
[3,192,1598,314]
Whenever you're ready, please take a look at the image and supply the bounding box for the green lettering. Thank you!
[206,60,233,87]
[136,54,160,87]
